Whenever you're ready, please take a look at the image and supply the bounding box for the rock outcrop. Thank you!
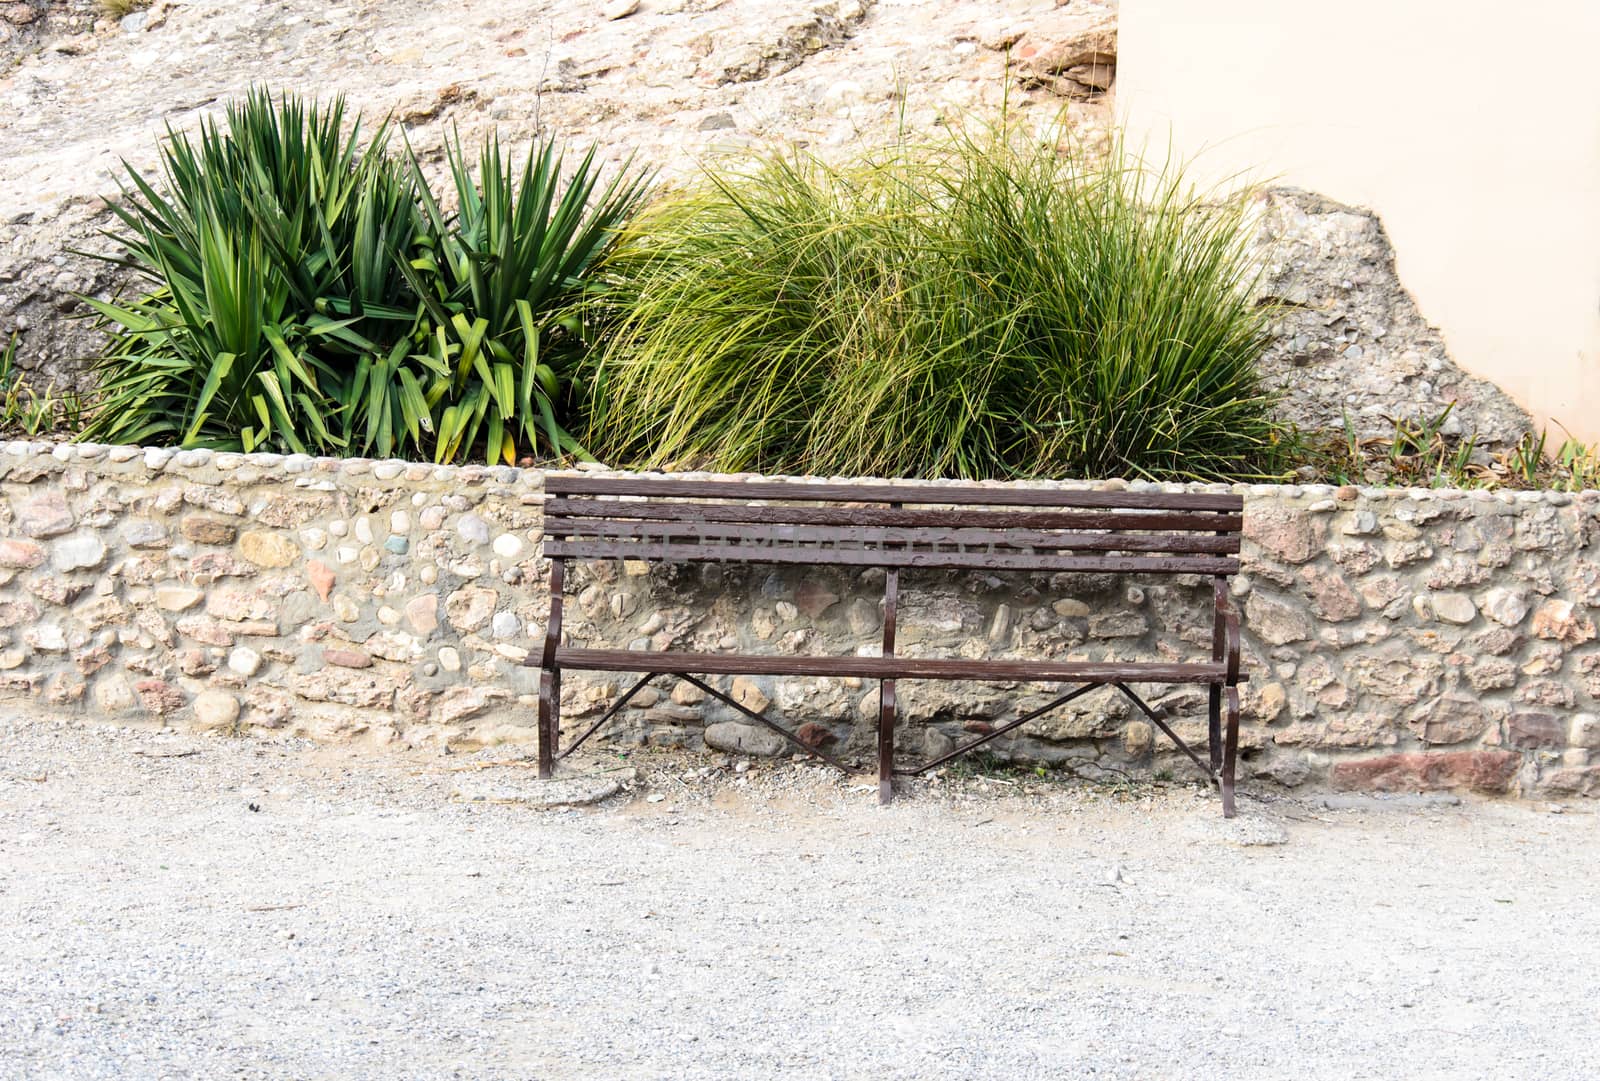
[1251,188,1532,448]
[0,0,1532,447]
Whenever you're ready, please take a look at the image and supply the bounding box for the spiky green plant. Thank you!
[582,122,1284,481]
[78,89,648,463]
[403,131,650,463]
[80,89,423,454]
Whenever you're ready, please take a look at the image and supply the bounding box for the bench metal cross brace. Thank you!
[540,557,1224,805]
[548,668,856,775]
[895,679,1215,783]
[544,668,1219,797]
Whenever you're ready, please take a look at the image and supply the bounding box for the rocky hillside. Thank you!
[0,0,1530,449]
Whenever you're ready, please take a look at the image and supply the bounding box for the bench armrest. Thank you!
[1224,599,1241,685]
[1213,577,1241,685]
[541,557,566,669]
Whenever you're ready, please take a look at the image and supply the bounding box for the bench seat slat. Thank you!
[543,538,1239,575]
[554,648,1244,684]
[546,475,1242,512]
[547,519,1242,555]
[545,499,1242,534]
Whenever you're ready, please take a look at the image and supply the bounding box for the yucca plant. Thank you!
[583,122,1285,481]
[403,131,650,463]
[78,90,647,463]
[80,89,424,455]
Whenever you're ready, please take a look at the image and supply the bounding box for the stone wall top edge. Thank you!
[0,438,545,490]
[3,438,1598,506]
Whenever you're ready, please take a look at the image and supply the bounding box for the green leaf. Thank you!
[435,403,464,464]
[493,362,516,419]
[294,391,345,448]
[185,350,237,444]
[450,313,488,380]
[396,367,431,442]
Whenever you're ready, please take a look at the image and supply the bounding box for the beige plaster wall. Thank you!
[1117,0,1600,442]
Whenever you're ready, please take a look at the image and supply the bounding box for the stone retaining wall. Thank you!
[1,440,1596,799]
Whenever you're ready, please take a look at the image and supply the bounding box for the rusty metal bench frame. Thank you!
[530,475,1248,816]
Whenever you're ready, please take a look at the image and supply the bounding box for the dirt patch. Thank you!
[2,712,1597,1079]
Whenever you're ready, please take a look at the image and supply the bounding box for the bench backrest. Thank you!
[543,475,1242,576]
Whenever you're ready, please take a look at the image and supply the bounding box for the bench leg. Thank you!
[1221,684,1240,818]
[538,667,560,780]
[878,679,896,805]
[1207,685,1222,773]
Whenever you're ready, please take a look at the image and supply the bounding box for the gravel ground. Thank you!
[2,715,1598,1081]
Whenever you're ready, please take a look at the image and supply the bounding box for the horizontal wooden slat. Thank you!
[552,648,1245,684]
[543,538,1238,575]
[546,518,1242,555]
[545,474,1241,512]
[544,498,1242,534]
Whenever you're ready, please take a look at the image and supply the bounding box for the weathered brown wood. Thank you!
[1224,604,1242,684]
[1222,685,1241,818]
[544,519,1242,555]
[537,669,558,779]
[543,538,1239,575]
[1210,576,1227,771]
[553,647,1242,684]
[538,558,566,669]
[880,568,899,805]
[546,474,1242,512]
[545,498,1242,534]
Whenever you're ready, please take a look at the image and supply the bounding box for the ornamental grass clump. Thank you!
[581,124,1284,480]
[81,88,646,463]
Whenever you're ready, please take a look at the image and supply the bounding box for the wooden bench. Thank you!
[530,475,1249,816]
